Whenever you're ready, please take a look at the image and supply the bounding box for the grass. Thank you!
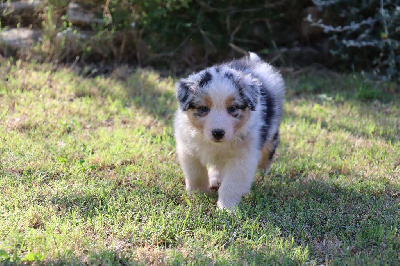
[0,59,399,265]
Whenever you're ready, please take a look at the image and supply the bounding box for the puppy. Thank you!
[174,53,285,210]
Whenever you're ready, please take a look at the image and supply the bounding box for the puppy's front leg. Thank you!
[208,165,221,190]
[179,154,209,193]
[217,157,258,210]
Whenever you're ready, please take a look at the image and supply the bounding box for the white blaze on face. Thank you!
[203,79,238,142]
[204,109,235,142]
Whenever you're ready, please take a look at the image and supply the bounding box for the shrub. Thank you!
[112,0,291,68]
[36,0,301,69]
[308,0,400,82]
[3,0,398,82]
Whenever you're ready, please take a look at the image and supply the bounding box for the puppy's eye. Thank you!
[194,106,210,117]
[198,106,210,113]
[227,105,238,114]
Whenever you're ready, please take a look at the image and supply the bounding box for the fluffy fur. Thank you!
[174,53,285,210]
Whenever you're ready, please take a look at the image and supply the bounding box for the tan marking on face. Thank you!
[258,141,274,170]
[234,108,250,131]
[204,95,213,108]
[225,95,236,108]
[226,95,250,132]
[186,94,213,132]
[187,109,205,131]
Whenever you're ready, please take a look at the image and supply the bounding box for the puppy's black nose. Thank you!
[212,129,225,140]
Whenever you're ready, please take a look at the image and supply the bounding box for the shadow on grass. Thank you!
[249,174,399,263]
[41,244,302,265]
[44,174,399,264]
[258,98,399,262]
[46,189,309,264]
[89,68,178,127]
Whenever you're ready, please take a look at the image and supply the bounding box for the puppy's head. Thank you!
[176,67,260,143]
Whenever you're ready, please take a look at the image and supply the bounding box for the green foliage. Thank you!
[356,83,393,101]
[2,0,399,81]
[309,0,400,82]
[34,0,294,66]
[0,249,44,263]
[0,250,9,261]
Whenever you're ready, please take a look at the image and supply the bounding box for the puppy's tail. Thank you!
[248,52,261,62]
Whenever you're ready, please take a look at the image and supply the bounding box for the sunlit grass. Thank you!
[0,59,399,264]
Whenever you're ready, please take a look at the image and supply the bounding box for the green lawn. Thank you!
[0,59,399,264]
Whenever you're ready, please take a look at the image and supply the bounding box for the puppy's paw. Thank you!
[217,200,238,213]
[209,179,220,191]
[210,185,219,192]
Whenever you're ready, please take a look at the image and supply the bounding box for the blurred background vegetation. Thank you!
[0,0,399,82]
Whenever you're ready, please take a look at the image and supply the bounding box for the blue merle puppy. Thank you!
[174,53,285,210]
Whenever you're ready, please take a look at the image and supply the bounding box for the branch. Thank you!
[306,14,376,33]
[228,43,248,55]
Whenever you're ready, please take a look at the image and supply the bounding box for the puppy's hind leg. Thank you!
[258,132,280,179]
[178,154,209,193]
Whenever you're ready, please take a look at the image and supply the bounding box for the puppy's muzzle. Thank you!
[212,129,225,141]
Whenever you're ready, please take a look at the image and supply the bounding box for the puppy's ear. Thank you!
[239,75,261,111]
[225,71,260,111]
[176,80,193,111]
